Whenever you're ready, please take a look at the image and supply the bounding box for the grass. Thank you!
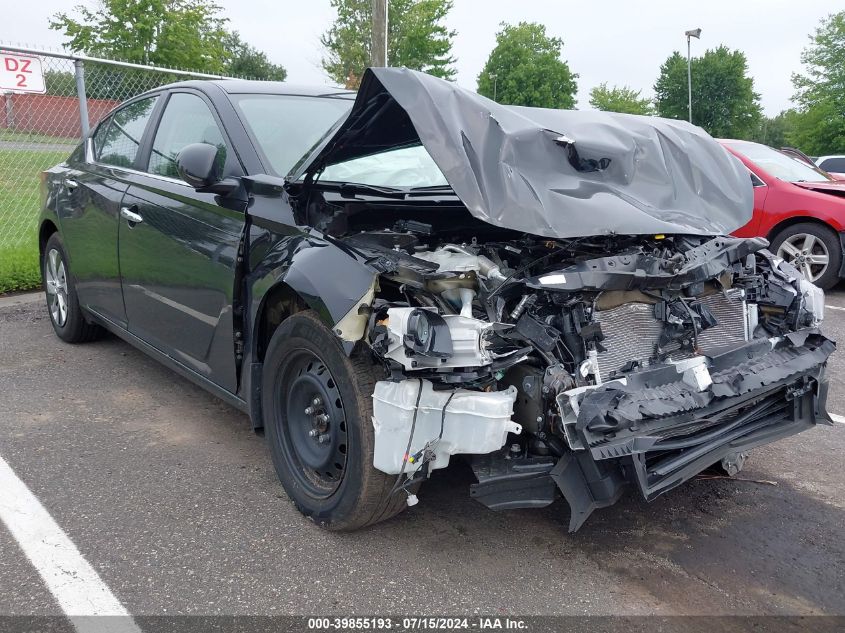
[0,145,233,295]
[0,128,78,145]
[0,147,70,294]
[0,242,41,294]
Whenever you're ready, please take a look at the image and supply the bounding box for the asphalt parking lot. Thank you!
[0,289,844,621]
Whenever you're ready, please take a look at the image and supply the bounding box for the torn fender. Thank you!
[247,232,379,348]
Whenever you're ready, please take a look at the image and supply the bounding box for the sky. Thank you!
[1,0,835,116]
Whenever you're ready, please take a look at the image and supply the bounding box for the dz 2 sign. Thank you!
[0,52,47,94]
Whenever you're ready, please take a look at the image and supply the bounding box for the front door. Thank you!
[118,91,246,392]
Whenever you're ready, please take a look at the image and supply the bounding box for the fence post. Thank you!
[3,93,13,130]
[74,59,90,140]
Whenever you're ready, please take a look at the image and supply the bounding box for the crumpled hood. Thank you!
[298,67,753,239]
[792,180,845,198]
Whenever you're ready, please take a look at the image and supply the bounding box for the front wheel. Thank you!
[262,310,408,530]
[770,222,841,290]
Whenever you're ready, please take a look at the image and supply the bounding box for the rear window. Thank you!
[231,94,352,176]
[94,96,158,168]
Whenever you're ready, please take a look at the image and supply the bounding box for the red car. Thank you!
[721,139,845,289]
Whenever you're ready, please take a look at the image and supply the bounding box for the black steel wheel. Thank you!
[276,350,349,497]
[262,310,409,530]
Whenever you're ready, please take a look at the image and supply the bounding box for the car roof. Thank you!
[717,139,757,146]
[153,79,355,99]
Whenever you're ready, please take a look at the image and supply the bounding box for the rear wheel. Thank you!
[41,233,102,343]
[770,222,841,290]
[262,310,408,530]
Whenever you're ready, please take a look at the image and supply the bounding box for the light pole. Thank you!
[489,73,497,102]
[685,28,701,123]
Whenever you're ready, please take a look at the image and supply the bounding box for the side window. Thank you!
[91,116,113,160]
[821,158,845,173]
[750,171,766,187]
[96,97,158,168]
[147,93,227,179]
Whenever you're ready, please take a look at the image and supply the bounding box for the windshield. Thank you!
[231,94,352,176]
[725,140,832,183]
[320,145,449,188]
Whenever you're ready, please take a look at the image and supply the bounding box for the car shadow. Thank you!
[351,455,845,614]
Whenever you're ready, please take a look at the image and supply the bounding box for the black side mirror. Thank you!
[176,142,220,188]
[175,143,238,194]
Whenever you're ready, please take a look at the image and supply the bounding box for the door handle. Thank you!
[63,178,78,189]
[120,207,144,225]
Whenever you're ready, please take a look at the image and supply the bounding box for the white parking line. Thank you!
[830,413,845,425]
[0,455,141,633]
[825,304,845,312]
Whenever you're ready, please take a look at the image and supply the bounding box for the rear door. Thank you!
[59,95,160,327]
[118,90,246,392]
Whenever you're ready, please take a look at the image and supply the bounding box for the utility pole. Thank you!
[684,28,701,124]
[372,0,388,67]
[489,73,497,102]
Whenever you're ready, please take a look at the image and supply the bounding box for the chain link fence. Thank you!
[0,44,240,292]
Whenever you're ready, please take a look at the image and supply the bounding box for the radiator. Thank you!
[595,289,747,381]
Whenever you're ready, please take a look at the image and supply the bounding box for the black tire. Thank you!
[769,222,841,290]
[262,310,408,530]
[41,233,102,343]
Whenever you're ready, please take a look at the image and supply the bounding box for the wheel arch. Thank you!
[253,281,310,364]
[38,219,59,257]
[766,215,837,242]
[243,239,380,431]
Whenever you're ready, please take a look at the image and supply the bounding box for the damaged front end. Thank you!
[341,232,833,530]
[288,68,835,530]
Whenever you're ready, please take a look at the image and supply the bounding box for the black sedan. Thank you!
[39,68,834,532]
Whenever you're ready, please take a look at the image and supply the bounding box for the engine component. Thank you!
[382,307,497,369]
[402,309,453,359]
[697,290,748,349]
[371,379,521,475]
[441,286,475,317]
[498,364,545,434]
[594,289,748,381]
[344,227,831,532]
[414,244,508,285]
[511,313,560,353]
[510,294,536,320]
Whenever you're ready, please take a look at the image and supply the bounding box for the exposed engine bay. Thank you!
[284,68,835,531]
[329,217,832,530]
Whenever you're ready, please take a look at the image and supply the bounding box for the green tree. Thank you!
[589,83,653,115]
[654,46,762,138]
[224,32,287,80]
[477,22,577,108]
[321,0,456,88]
[50,0,278,78]
[750,110,799,148]
[51,0,228,74]
[44,70,77,97]
[789,12,845,155]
